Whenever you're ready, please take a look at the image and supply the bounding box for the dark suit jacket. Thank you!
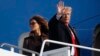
[49,15,80,56]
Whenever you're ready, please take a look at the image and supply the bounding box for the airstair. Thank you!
[0,39,100,56]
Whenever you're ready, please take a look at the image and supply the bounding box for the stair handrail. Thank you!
[0,43,39,55]
[40,39,100,56]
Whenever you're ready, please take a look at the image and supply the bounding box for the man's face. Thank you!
[60,8,72,25]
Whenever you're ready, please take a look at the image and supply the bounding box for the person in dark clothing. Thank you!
[93,32,100,56]
[49,1,80,56]
[93,24,100,56]
[22,15,49,56]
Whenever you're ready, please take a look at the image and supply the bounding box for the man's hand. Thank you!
[57,0,64,14]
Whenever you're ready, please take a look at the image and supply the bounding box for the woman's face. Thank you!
[30,19,40,31]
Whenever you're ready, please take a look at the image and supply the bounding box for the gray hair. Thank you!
[63,6,72,12]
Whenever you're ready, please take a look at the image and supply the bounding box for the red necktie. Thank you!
[70,30,78,56]
[65,24,78,56]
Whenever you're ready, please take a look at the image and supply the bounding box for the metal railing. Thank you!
[40,39,100,56]
[0,43,39,56]
[1,39,100,56]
